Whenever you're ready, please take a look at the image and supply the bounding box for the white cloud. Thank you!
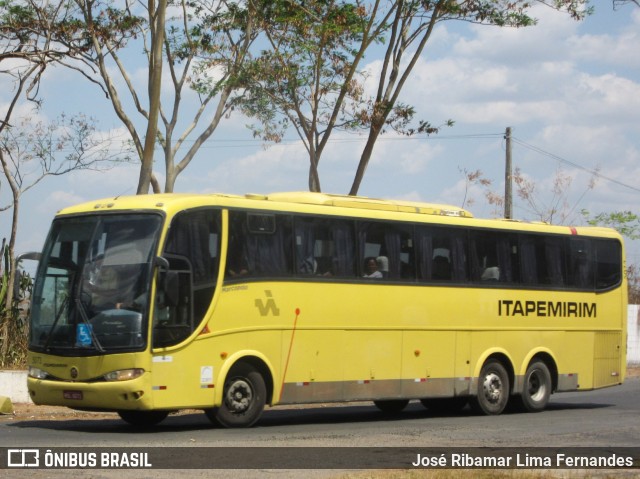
[42,190,86,210]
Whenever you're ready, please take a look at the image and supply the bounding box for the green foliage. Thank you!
[0,239,33,369]
[237,0,375,141]
[230,0,591,194]
[581,210,640,240]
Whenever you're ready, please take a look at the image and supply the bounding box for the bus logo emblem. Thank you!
[255,290,280,317]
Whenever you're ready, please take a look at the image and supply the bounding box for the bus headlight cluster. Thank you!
[103,369,145,382]
[28,367,49,380]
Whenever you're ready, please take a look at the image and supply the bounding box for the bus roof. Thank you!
[57,191,473,218]
[251,192,473,218]
[55,191,621,240]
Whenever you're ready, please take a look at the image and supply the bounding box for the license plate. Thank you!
[63,390,83,400]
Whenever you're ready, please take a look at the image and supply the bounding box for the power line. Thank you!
[6,126,638,196]
[512,137,640,195]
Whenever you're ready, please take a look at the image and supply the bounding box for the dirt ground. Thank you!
[4,367,639,421]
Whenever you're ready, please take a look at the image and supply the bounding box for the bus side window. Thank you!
[226,211,293,278]
[432,255,451,280]
[154,208,220,348]
[595,239,622,290]
[154,255,193,347]
[520,235,565,287]
[226,213,248,278]
[294,217,355,278]
[357,221,414,280]
[416,227,467,283]
[469,231,516,284]
[295,218,318,275]
[568,238,593,289]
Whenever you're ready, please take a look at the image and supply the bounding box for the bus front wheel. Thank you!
[519,361,552,412]
[211,363,266,428]
[471,360,509,415]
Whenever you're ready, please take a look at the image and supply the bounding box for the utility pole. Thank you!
[504,126,513,219]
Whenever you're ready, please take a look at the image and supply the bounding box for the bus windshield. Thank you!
[29,214,162,354]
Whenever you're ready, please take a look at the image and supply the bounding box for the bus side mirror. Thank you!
[155,256,170,271]
[13,251,41,300]
[15,251,42,263]
[155,256,178,308]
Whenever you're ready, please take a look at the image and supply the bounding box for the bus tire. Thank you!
[118,410,169,427]
[214,363,266,428]
[373,399,409,413]
[520,360,552,412]
[471,360,509,415]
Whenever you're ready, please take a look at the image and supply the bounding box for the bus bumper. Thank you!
[27,375,154,411]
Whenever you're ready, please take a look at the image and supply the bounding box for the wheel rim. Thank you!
[527,370,547,402]
[482,372,504,405]
[225,378,253,413]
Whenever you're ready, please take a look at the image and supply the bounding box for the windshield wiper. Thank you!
[75,298,106,353]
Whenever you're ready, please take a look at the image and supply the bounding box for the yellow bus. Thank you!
[26,192,627,427]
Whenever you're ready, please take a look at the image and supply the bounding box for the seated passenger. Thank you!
[299,255,317,274]
[432,255,451,280]
[363,257,383,279]
[376,256,389,278]
[87,265,121,310]
[481,266,500,281]
[227,250,248,277]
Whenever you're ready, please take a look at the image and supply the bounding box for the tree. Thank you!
[348,0,592,195]
[626,263,640,304]
[459,167,503,217]
[582,210,640,240]
[0,0,133,365]
[0,0,110,365]
[0,114,126,364]
[457,165,598,225]
[235,1,592,195]
[70,0,259,193]
[512,166,598,225]
[238,0,395,192]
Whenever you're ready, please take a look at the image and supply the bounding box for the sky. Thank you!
[2,2,640,265]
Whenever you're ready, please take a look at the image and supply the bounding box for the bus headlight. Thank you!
[103,369,145,382]
[28,367,49,380]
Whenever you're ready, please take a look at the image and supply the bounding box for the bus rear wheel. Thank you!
[118,410,169,427]
[519,361,552,412]
[373,399,409,413]
[210,363,266,428]
[471,360,509,415]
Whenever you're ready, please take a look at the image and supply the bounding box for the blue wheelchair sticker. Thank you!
[76,324,93,347]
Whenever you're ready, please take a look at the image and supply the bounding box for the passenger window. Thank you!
[595,239,622,290]
[226,211,293,279]
[567,239,594,289]
[295,217,355,278]
[416,227,467,282]
[520,235,565,286]
[357,222,414,280]
[469,231,517,284]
